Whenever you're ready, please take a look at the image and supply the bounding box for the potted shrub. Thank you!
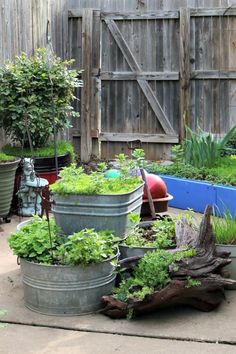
[0,49,82,182]
[0,152,20,221]
[50,152,145,237]
[8,217,118,315]
[119,214,176,259]
[213,210,236,289]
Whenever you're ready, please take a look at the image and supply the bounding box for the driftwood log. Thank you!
[102,205,235,318]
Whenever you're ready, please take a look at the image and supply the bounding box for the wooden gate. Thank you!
[68,7,236,161]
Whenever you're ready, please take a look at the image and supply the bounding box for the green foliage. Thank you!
[0,152,15,162]
[124,217,175,248]
[57,229,118,265]
[8,217,118,266]
[0,49,83,148]
[50,150,144,195]
[113,249,196,302]
[222,130,236,156]
[124,211,197,249]
[2,140,75,161]
[212,210,236,245]
[148,155,236,187]
[185,276,201,288]
[8,216,60,264]
[183,126,236,168]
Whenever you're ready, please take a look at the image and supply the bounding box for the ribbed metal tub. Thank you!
[0,159,20,217]
[52,183,144,237]
[119,244,157,260]
[20,255,117,315]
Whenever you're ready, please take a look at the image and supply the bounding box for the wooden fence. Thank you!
[0,0,236,161]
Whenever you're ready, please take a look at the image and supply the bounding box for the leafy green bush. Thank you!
[8,217,60,264]
[2,140,75,161]
[212,210,236,245]
[50,152,144,195]
[0,49,82,148]
[57,229,118,265]
[8,217,118,265]
[0,152,16,162]
[113,248,197,302]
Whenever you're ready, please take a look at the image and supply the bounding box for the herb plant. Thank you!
[8,217,118,266]
[212,210,236,245]
[8,216,60,264]
[57,229,118,265]
[50,151,144,195]
[113,248,196,302]
[123,215,175,249]
[0,49,82,148]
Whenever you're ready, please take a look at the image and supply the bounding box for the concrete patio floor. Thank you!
[0,212,236,354]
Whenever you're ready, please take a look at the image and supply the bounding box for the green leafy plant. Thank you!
[124,215,175,249]
[8,217,118,266]
[113,248,196,302]
[123,211,197,249]
[185,276,201,288]
[50,150,144,195]
[8,216,60,264]
[212,209,236,245]
[57,229,118,265]
[0,152,16,162]
[148,155,236,187]
[0,49,82,148]
[2,140,75,161]
[183,126,236,168]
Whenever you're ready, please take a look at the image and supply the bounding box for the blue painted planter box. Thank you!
[158,175,236,217]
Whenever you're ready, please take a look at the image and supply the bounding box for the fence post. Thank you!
[179,7,190,141]
[81,8,93,162]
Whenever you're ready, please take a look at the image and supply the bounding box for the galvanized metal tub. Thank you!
[20,255,117,315]
[0,159,20,217]
[52,183,144,237]
[119,244,157,260]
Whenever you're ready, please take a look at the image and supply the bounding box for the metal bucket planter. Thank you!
[20,254,117,315]
[52,183,144,237]
[216,244,236,290]
[119,220,175,260]
[0,159,20,219]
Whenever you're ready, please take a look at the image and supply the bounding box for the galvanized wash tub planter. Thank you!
[20,254,117,315]
[119,220,175,260]
[52,183,144,237]
[216,244,236,290]
[0,159,20,219]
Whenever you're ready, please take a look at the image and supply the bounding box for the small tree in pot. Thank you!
[0,49,82,149]
[0,49,82,183]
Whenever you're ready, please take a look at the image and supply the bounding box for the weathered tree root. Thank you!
[102,205,235,319]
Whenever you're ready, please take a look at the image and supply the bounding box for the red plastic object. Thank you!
[37,171,58,185]
[143,172,167,200]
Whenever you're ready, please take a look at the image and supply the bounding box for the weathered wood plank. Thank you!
[190,8,236,17]
[191,70,236,79]
[100,132,179,143]
[179,8,191,139]
[104,18,176,135]
[69,10,180,19]
[81,8,93,162]
[100,71,179,80]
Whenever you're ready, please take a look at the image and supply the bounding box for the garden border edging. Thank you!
[158,175,236,217]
